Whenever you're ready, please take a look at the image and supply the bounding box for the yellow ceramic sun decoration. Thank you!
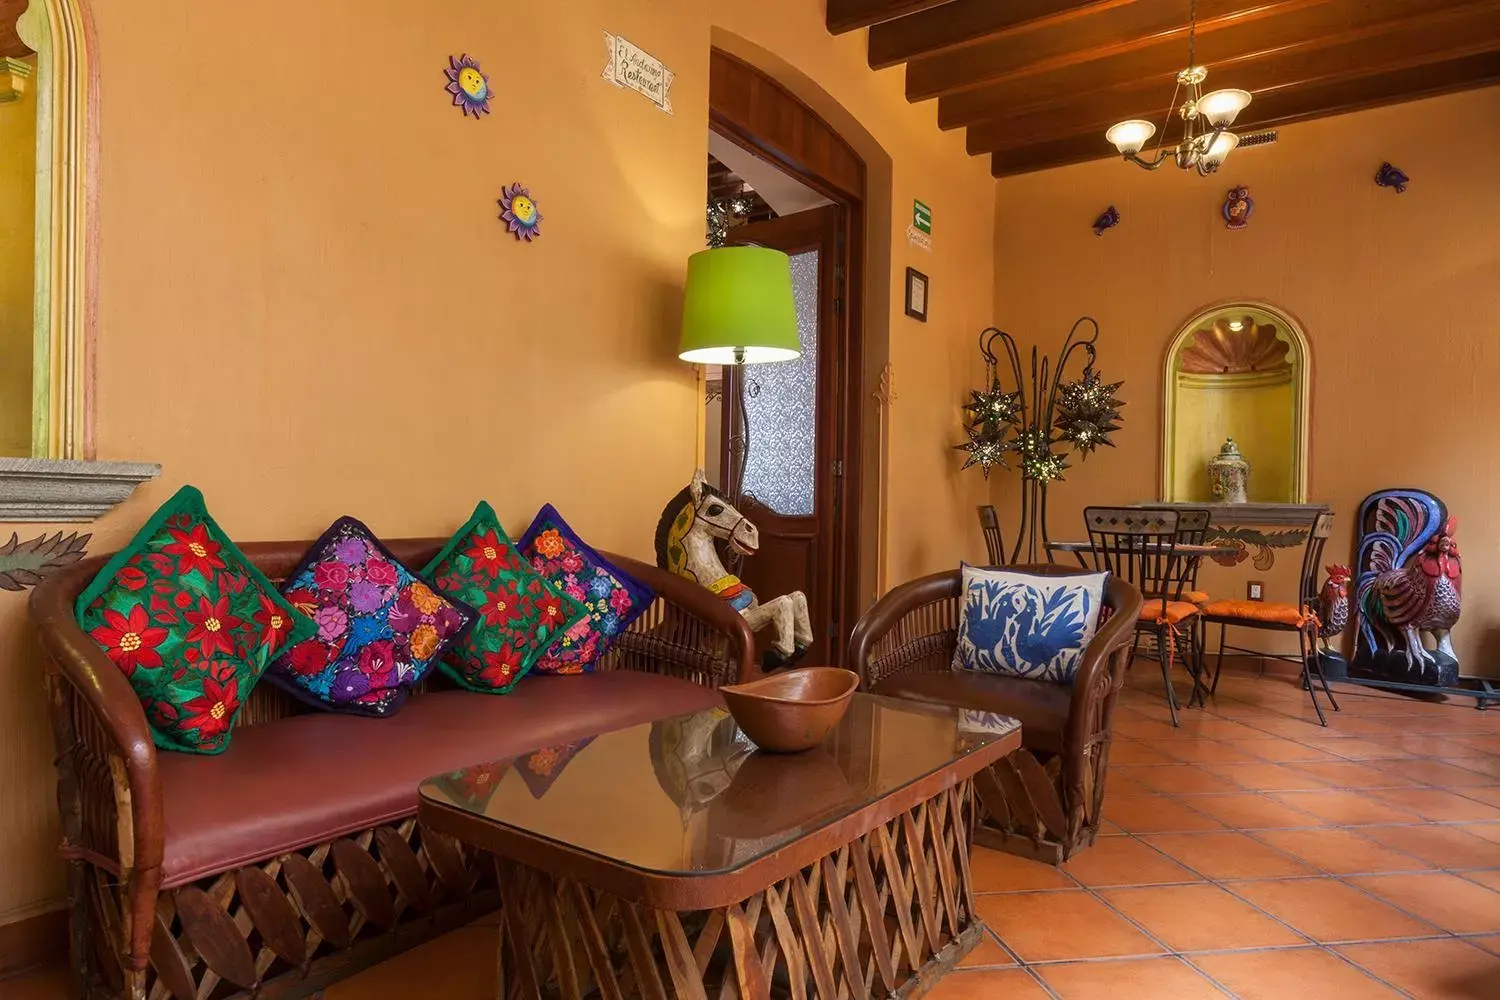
[445,54,491,119]
[499,183,543,242]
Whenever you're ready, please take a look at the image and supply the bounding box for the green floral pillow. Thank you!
[422,502,587,693]
[75,486,316,754]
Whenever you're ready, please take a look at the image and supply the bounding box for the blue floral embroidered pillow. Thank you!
[517,504,653,674]
[952,566,1107,684]
[265,517,477,716]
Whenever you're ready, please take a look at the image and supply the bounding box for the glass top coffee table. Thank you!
[418,693,1020,1000]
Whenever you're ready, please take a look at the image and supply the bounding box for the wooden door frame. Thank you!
[708,48,866,664]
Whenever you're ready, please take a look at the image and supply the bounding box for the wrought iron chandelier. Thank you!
[1104,0,1258,176]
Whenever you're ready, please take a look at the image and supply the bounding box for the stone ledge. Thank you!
[0,458,162,522]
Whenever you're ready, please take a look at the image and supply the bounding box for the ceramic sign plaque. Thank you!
[602,32,674,114]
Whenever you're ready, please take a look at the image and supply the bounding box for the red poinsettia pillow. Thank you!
[74,486,316,755]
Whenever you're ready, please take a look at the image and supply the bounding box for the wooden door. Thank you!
[723,205,844,665]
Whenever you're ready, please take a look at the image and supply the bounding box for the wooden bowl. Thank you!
[719,667,860,753]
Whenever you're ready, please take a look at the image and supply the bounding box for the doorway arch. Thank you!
[706,40,885,663]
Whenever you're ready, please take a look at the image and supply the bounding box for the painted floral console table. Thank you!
[1143,502,1327,570]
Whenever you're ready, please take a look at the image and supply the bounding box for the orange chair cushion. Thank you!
[1137,600,1200,625]
[1147,590,1211,605]
[1202,600,1315,627]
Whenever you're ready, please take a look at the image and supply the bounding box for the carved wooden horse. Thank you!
[656,470,812,668]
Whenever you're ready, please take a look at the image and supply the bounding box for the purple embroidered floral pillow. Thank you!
[265,517,477,716]
[517,504,653,674]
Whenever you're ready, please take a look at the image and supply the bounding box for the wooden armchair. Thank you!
[848,565,1142,863]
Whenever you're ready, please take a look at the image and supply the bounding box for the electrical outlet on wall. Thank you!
[1247,581,1265,602]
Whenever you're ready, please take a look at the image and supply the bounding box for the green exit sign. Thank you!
[913,199,932,234]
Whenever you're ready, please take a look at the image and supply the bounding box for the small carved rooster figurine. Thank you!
[1315,564,1351,654]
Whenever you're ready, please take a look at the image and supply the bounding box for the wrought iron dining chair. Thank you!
[1200,509,1340,725]
[977,505,1006,565]
[1138,507,1214,692]
[1084,507,1203,726]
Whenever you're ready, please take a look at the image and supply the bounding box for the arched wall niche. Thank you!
[1162,301,1311,504]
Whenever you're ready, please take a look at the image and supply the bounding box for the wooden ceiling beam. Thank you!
[907,0,1334,102]
[965,2,1500,154]
[868,0,1134,70]
[938,0,1485,128]
[988,50,1500,176]
[826,0,958,34]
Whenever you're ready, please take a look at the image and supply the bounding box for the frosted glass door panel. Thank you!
[741,250,818,516]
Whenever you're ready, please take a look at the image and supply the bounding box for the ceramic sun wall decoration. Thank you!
[655,470,812,670]
[444,54,491,119]
[498,183,542,242]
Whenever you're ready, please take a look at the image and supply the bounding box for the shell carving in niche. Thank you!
[1179,319,1291,375]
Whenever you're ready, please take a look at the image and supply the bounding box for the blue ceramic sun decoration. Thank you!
[499,183,543,242]
[445,54,491,119]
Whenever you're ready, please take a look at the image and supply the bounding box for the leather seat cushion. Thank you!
[872,671,1069,754]
[158,672,722,886]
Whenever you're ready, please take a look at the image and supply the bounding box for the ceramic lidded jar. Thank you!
[1208,438,1250,504]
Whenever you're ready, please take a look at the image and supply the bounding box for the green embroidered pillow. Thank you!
[422,502,587,693]
[74,486,316,755]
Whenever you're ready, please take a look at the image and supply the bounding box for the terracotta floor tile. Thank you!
[1122,764,1245,794]
[1463,870,1500,892]
[1463,822,1500,844]
[976,890,1165,963]
[1146,739,1264,764]
[1267,790,1425,826]
[1210,762,1336,791]
[1366,787,1500,822]
[1039,956,1226,999]
[1173,718,1267,740]
[1111,742,1184,766]
[970,846,1077,892]
[1190,947,1403,999]
[1183,793,1327,830]
[1107,771,1157,796]
[1254,828,1433,875]
[1230,877,1440,942]
[957,931,1015,968]
[1116,717,1186,740]
[1454,736,1500,754]
[1299,737,1415,760]
[1337,938,1500,998]
[927,967,1051,1000]
[1446,757,1500,780]
[326,924,493,999]
[1456,786,1500,808]
[1222,738,1342,763]
[1357,823,1500,869]
[1387,736,1489,756]
[1104,794,1227,834]
[1314,717,1403,737]
[0,966,71,1000]
[1102,883,1307,952]
[1370,758,1500,787]
[1349,873,1500,933]
[1146,831,1319,880]
[1062,836,1202,887]
[1247,716,1350,739]
[1473,935,1500,957]
[1284,761,1412,789]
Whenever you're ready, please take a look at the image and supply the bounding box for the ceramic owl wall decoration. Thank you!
[1222,186,1255,230]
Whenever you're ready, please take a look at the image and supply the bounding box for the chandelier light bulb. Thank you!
[1198,88,1252,128]
[1202,130,1240,166]
[1106,119,1156,155]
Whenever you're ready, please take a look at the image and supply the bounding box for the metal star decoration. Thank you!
[1055,368,1124,457]
[954,425,1011,478]
[962,380,1023,435]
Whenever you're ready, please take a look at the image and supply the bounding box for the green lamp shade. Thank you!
[678,246,801,365]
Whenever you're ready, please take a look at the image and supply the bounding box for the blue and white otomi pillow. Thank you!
[953,566,1108,684]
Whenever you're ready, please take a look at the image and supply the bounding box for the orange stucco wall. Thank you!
[0,0,995,923]
[992,86,1500,672]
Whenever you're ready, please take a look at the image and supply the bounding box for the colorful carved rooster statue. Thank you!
[1315,564,1351,655]
[1356,494,1462,676]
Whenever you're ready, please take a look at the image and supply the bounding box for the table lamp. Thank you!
[678,247,801,500]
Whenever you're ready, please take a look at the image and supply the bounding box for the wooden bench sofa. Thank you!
[30,538,755,1000]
